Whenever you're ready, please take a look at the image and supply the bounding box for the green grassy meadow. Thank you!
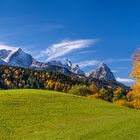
[0,89,139,140]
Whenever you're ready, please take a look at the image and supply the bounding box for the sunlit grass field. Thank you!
[0,89,139,140]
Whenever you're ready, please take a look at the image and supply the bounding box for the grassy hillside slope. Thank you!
[0,89,139,140]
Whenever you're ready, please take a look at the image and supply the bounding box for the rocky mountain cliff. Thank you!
[86,63,116,82]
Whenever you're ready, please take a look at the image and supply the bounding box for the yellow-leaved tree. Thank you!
[130,48,140,95]
[130,48,140,108]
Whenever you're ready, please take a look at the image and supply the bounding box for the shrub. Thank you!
[132,99,140,109]
[99,88,113,102]
[69,85,90,96]
[114,100,134,108]
[91,93,102,99]
[126,91,140,109]
[113,87,124,101]
[88,84,99,94]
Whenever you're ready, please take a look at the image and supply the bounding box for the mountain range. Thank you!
[0,48,117,82]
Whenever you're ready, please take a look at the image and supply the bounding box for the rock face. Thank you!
[85,70,96,78]
[5,48,33,67]
[0,49,12,60]
[87,63,116,82]
[71,64,85,75]
[45,59,85,76]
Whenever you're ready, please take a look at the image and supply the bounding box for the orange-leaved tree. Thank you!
[130,48,140,98]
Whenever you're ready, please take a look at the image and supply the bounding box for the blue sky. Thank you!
[0,0,139,85]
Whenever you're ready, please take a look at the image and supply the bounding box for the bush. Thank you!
[113,87,124,101]
[114,100,134,108]
[99,88,113,102]
[69,85,90,96]
[126,91,140,109]
[90,93,102,99]
[132,99,140,109]
[88,84,99,94]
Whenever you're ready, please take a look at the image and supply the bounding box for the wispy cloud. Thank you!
[0,42,29,52]
[38,39,97,61]
[111,69,118,73]
[78,50,96,54]
[75,58,132,69]
[116,77,135,83]
[111,67,130,73]
[21,24,63,32]
[78,60,101,68]
[0,42,17,51]
[0,23,63,39]
[116,67,128,70]
[105,58,132,63]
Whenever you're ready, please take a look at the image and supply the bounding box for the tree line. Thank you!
[0,65,87,92]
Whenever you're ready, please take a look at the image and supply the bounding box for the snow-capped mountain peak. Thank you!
[44,59,84,75]
[71,64,85,75]
[63,58,72,67]
[0,49,12,60]
[2,49,17,62]
[86,63,116,82]
[94,63,116,82]
[2,48,33,67]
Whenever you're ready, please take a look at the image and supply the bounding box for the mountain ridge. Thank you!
[0,48,116,82]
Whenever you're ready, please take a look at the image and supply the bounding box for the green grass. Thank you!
[0,89,139,140]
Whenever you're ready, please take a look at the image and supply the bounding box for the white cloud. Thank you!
[78,60,101,68]
[116,77,135,83]
[111,69,118,73]
[39,39,97,61]
[75,58,132,69]
[116,67,128,70]
[22,24,63,32]
[105,58,132,63]
[0,43,17,51]
[118,58,132,62]
[38,24,63,32]
[78,50,96,54]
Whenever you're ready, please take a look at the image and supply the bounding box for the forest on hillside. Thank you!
[0,63,139,109]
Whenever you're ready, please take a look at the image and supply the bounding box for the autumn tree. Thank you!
[69,85,90,96]
[88,84,99,94]
[99,88,113,102]
[130,48,140,97]
[113,87,124,100]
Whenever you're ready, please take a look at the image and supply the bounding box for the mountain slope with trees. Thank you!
[0,64,132,108]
